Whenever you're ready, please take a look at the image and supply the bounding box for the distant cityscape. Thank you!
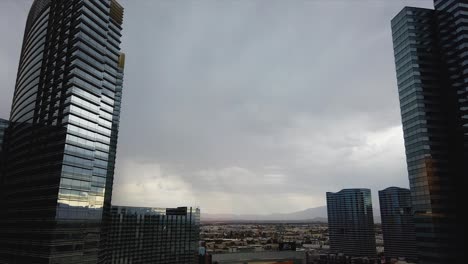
[0,0,466,264]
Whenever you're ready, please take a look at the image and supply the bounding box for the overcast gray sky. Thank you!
[0,0,434,215]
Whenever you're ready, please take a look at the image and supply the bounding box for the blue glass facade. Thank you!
[0,0,125,263]
[392,1,467,263]
[326,189,376,257]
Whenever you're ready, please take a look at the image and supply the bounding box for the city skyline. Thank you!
[0,0,434,215]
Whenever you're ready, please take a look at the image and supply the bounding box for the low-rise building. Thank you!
[108,206,200,264]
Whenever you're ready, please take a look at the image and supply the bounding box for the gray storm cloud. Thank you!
[0,0,433,214]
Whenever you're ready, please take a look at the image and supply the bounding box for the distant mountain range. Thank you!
[202,206,381,223]
[202,206,328,222]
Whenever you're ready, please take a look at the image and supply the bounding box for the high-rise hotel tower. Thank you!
[392,0,466,263]
[0,0,125,263]
[379,187,417,262]
[326,189,376,258]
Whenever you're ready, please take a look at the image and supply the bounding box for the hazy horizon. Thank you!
[0,0,434,215]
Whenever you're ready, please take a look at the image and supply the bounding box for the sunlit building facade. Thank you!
[326,189,376,257]
[378,187,417,262]
[0,0,125,263]
[392,1,466,263]
[108,206,200,264]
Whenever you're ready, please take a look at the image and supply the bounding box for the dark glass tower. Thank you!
[0,118,8,153]
[0,118,8,189]
[392,1,466,263]
[108,206,201,264]
[0,0,125,263]
[378,187,417,262]
[326,189,376,257]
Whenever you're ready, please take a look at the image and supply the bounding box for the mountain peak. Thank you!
[202,206,328,222]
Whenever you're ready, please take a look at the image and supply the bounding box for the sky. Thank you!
[0,0,434,215]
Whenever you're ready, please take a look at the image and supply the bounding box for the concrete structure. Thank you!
[212,251,306,264]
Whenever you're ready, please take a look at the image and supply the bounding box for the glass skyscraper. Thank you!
[108,206,200,264]
[0,118,8,190]
[326,189,376,257]
[0,118,8,153]
[392,1,466,263]
[378,187,417,262]
[0,0,125,263]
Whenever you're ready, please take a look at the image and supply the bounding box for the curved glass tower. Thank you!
[392,1,466,262]
[0,0,125,263]
[326,189,376,257]
[378,187,417,262]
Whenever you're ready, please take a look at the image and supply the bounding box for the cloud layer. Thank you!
[0,0,434,214]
